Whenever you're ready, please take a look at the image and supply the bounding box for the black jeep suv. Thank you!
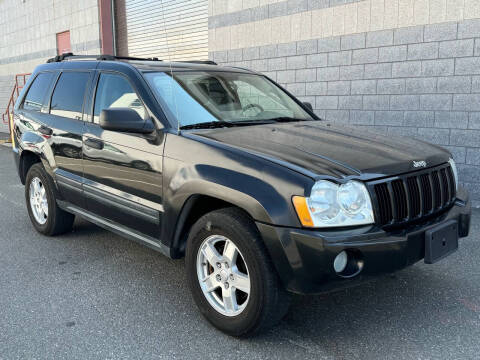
[12,54,471,337]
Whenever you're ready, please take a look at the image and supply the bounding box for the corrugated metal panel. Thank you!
[122,0,208,61]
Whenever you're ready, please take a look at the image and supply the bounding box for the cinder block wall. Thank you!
[0,0,101,133]
[209,0,480,207]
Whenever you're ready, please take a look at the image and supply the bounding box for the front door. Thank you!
[82,72,165,239]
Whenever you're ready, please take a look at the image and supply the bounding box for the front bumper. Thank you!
[258,187,471,295]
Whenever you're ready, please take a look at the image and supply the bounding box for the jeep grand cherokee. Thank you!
[12,54,471,337]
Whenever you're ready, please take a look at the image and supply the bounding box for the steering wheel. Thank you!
[242,103,264,116]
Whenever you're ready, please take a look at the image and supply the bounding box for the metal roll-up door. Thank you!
[116,0,208,61]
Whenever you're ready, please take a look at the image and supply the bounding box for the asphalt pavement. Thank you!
[0,145,479,360]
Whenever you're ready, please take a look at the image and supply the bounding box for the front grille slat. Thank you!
[407,177,421,218]
[420,173,433,214]
[440,168,449,206]
[386,182,398,221]
[371,164,456,227]
[392,180,408,221]
[432,171,442,209]
[374,183,392,225]
[401,179,412,220]
[446,166,456,202]
[416,175,425,216]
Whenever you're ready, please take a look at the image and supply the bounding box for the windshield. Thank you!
[144,71,314,128]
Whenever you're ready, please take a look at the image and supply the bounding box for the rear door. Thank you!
[82,70,165,239]
[46,70,92,208]
[15,71,57,141]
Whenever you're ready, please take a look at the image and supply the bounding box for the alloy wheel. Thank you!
[29,177,48,225]
[196,235,251,317]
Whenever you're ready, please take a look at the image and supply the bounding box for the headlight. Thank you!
[293,180,374,228]
[448,158,459,190]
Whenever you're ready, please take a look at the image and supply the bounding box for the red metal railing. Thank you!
[2,73,31,138]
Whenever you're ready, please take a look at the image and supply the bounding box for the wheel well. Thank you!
[172,195,252,258]
[19,151,41,185]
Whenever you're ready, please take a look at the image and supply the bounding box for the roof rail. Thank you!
[177,60,217,65]
[46,53,162,63]
[230,66,256,72]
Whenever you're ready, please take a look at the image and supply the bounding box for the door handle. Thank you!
[38,126,53,136]
[84,138,104,150]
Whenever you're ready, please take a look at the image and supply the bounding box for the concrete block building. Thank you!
[0,0,479,205]
[0,0,208,132]
[208,0,480,206]
[0,0,103,132]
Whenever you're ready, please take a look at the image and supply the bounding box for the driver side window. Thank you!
[93,73,146,124]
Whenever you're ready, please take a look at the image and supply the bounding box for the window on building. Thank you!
[56,31,71,55]
[50,72,90,120]
[22,72,56,112]
[93,73,146,123]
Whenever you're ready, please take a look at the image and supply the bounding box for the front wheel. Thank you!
[185,208,291,337]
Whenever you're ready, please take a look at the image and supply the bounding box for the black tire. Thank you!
[185,207,291,337]
[25,163,75,236]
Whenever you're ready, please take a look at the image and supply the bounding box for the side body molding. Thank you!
[55,169,163,226]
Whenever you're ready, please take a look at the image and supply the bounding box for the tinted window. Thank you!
[50,72,90,119]
[23,72,55,111]
[93,73,145,123]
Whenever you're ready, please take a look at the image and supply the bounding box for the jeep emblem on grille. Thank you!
[413,160,427,168]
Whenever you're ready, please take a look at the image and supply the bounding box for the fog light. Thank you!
[333,251,348,273]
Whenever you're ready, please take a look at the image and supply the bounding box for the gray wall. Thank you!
[0,0,101,133]
[210,14,480,207]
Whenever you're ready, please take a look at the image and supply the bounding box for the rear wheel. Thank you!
[186,208,291,337]
[25,163,75,236]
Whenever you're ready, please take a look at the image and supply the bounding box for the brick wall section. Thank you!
[211,18,480,206]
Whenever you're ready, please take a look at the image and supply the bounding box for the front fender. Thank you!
[166,164,278,224]
[161,132,314,252]
[161,164,311,252]
[161,164,283,259]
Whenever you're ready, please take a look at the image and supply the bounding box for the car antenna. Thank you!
[159,0,180,134]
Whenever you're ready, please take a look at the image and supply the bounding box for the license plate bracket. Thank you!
[424,220,459,264]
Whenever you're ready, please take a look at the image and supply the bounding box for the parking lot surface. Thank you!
[0,146,479,360]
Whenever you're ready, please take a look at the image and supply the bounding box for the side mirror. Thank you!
[99,108,154,134]
[303,102,313,111]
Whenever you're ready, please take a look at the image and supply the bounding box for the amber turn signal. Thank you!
[292,196,314,227]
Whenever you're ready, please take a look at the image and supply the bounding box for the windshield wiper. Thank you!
[228,120,277,126]
[179,118,309,130]
[180,119,277,130]
[179,121,234,130]
[267,116,310,123]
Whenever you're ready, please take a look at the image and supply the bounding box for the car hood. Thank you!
[188,121,451,179]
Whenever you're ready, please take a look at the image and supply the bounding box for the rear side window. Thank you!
[23,72,55,111]
[93,73,146,123]
[50,72,90,120]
